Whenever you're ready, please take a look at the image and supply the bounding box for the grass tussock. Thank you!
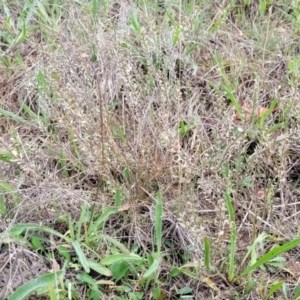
[1,0,300,299]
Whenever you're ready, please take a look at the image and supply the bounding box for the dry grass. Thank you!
[1,0,300,299]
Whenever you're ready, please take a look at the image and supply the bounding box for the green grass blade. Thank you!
[101,234,130,254]
[155,192,163,257]
[259,98,278,128]
[21,102,47,126]
[111,261,130,281]
[0,108,37,127]
[88,207,118,235]
[48,283,57,300]
[0,195,6,216]
[0,181,16,193]
[240,236,300,277]
[265,281,284,300]
[101,253,143,265]
[92,0,99,20]
[114,189,122,207]
[221,84,242,119]
[293,282,300,300]
[0,182,16,216]
[58,150,68,177]
[72,240,90,273]
[31,234,44,251]
[172,24,181,46]
[240,232,270,268]
[8,223,70,242]
[8,271,63,300]
[204,237,211,271]
[206,78,243,120]
[143,258,159,278]
[36,1,53,26]
[77,273,95,285]
[130,9,140,34]
[192,13,201,34]
[90,285,101,300]
[225,189,236,281]
[15,23,26,44]
[87,259,112,276]
[76,204,88,241]
[68,214,75,240]
[57,245,71,262]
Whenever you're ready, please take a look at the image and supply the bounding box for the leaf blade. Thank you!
[240,236,300,277]
[8,271,63,300]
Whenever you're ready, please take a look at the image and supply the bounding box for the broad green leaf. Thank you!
[31,235,44,251]
[48,283,56,300]
[77,273,95,285]
[178,286,193,295]
[58,246,71,262]
[87,259,111,276]
[143,259,159,278]
[89,285,101,300]
[152,287,161,300]
[170,267,180,277]
[8,271,63,300]
[111,261,130,281]
[126,261,138,279]
[72,241,90,273]
[152,288,161,300]
[101,253,143,265]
